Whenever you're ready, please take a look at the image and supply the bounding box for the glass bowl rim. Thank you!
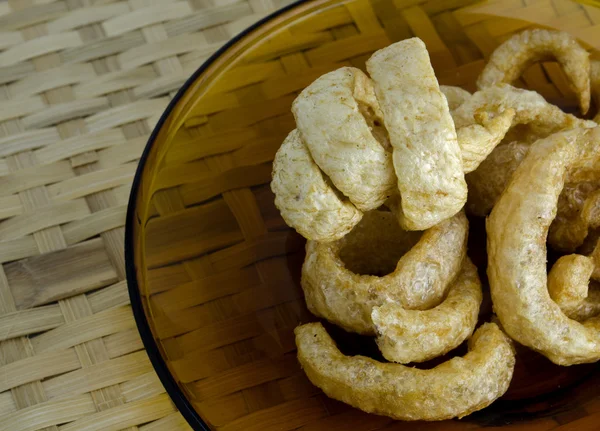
[123,1,600,429]
[124,2,307,429]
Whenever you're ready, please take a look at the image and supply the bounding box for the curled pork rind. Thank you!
[440,85,471,110]
[271,129,362,242]
[466,134,600,243]
[466,140,530,217]
[372,257,482,363]
[292,67,396,211]
[477,28,590,114]
[453,84,595,173]
[550,185,600,252]
[593,240,600,281]
[295,322,515,421]
[301,210,468,335]
[548,254,600,321]
[487,126,600,365]
[592,61,600,122]
[367,38,467,231]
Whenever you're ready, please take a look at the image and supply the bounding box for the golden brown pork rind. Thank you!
[453,84,594,173]
[593,240,600,281]
[372,257,482,363]
[592,61,600,122]
[487,126,600,365]
[295,322,515,421]
[292,67,396,211]
[456,109,516,173]
[301,211,468,335]
[466,132,600,246]
[467,141,600,250]
[366,38,467,231]
[466,140,530,217]
[550,187,600,252]
[334,210,422,277]
[271,129,362,242]
[477,28,590,114]
[440,85,471,110]
[548,254,600,321]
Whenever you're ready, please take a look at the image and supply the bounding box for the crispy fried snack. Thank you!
[367,38,467,231]
[453,84,594,173]
[477,29,590,114]
[440,85,471,110]
[550,185,600,252]
[372,257,482,363]
[487,126,600,365]
[271,129,362,242]
[295,322,515,421]
[292,67,396,211]
[467,132,600,243]
[301,210,468,335]
[593,240,600,281]
[592,61,600,122]
[502,123,546,145]
[456,109,516,173]
[334,210,422,277]
[548,254,600,321]
[466,140,530,216]
[468,143,600,251]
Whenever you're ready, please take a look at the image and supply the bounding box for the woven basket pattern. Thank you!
[0,1,294,430]
[2,0,600,430]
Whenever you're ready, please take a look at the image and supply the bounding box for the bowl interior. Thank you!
[127,0,600,429]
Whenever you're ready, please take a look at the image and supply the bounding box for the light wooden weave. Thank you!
[3,0,600,430]
[133,0,600,430]
[0,0,293,430]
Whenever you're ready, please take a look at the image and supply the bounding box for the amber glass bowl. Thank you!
[126,0,600,429]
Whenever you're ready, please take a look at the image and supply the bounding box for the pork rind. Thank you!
[550,185,600,252]
[301,210,468,335]
[333,209,422,277]
[372,257,482,363]
[453,84,594,173]
[292,67,396,211]
[367,38,467,231]
[477,28,590,114]
[467,135,600,249]
[440,85,471,110]
[295,322,515,421]
[271,129,362,242]
[467,141,600,252]
[487,126,600,365]
[592,60,600,122]
[463,91,594,217]
[548,254,600,321]
[593,240,600,281]
[466,140,530,217]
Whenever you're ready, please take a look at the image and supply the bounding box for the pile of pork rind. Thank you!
[270,29,600,421]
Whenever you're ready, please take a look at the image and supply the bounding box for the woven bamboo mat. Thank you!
[3,0,600,430]
[0,0,293,429]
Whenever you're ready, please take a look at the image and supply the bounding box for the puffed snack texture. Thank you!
[488,127,600,365]
[269,27,600,422]
[477,29,590,114]
[295,322,515,421]
[301,210,468,334]
[367,38,467,231]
